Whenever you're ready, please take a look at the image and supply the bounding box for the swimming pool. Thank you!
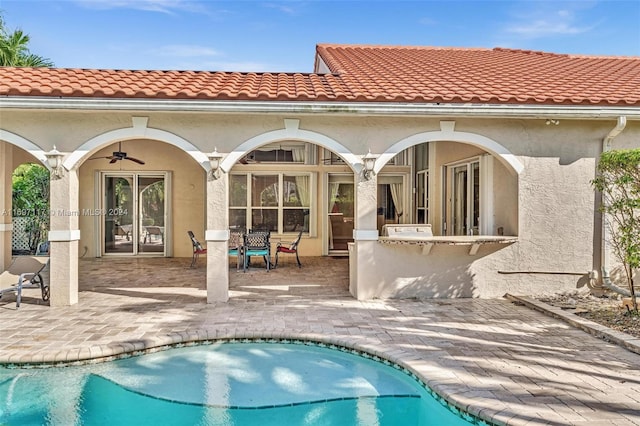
[0,341,483,425]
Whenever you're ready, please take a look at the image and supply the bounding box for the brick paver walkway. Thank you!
[1,257,639,425]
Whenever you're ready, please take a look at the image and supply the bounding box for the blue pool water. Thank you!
[0,342,481,425]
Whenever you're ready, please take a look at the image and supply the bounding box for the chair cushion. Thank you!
[245,249,268,256]
[278,247,297,254]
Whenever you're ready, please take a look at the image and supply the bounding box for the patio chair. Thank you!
[36,241,50,256]
[188,231,207,268]
[228,230,244,270]
[275,230,303,268]
[143,226,164,244]
[0,256,50,308]
[242,231,271,272]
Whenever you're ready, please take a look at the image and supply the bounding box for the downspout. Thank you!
[597,116,630,295]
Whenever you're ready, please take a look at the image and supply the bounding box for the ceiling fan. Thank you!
[92,142,145,165]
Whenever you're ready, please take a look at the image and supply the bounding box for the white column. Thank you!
[352,171,379,300]
[205,171,229,303]
[48,168,80,306]
[0,143,12,271]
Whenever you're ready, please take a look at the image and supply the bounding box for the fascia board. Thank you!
[1,97,640,120]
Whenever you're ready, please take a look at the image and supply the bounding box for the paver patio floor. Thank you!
[1,257,639,425]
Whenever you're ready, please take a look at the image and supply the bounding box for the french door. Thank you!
[446,160,480,236]
[102,172,170,256]
[327,174,354,253]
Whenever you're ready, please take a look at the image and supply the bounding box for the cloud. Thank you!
[418,17,437,26]
[506,18,590,37]
[150,44,220,57]
[74,0,206,14]
[504,3,596,39]
[263,2,299,15]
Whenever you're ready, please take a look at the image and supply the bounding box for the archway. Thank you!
[64,117,209,172]
[223,119,360,257]
[0,134,50,271]
[377,121,522,236]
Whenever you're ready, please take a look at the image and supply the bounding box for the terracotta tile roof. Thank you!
[1,44,639,106]
[316,44,640,106]
[0,68,353,101]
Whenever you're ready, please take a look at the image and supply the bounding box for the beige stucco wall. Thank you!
[2,108,638,299]
[12,148,41,169]
[493,157,518,236]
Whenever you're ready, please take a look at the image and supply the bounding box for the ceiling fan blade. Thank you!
[126,157,145,165]
[109,158,118,164]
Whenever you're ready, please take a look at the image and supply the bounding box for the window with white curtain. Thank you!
[377,175,405,233]
[229,173,313,234]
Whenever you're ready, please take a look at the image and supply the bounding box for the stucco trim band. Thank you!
[48,230,81,241]
[205,230,230,241]
[0,224,13,231]
[353,230,379,241]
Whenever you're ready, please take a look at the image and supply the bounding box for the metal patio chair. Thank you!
[242,231,271,272]
[188,231,207,268]
[228,230,244,270]
[275,230,303,268]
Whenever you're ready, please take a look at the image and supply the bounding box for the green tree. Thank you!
[0,15,53,67]
[12,164,50,253]
[592,149,640,312]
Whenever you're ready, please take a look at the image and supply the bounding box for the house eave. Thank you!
[1,97,640,120]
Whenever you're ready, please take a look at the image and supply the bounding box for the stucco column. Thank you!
[205,171,229,303]
[351,171,379,300]
[0,143,13,271]
[48,168,80,306]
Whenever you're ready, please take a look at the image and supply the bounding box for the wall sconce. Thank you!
[362,150,377,180]
[207,148,224,180]
[545,119,560,126]
[45,145,65,179]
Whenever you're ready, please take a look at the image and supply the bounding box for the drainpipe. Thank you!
[597,116,630,296]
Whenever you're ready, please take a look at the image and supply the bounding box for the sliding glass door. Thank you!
[103,173,168,256]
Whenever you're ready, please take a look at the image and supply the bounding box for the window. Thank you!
[377,175,405,234]
[323,149,407,166]
[416,170,429,224]
[229,173,313,234]
[414,143,429,224]
[242,142,316,164]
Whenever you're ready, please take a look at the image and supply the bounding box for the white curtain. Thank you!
[455,168,467,235]
[294,174,310,231]
[291,150,309,230]
[390,183,403,223]
[291,146,306,164]
[294,175,310,207]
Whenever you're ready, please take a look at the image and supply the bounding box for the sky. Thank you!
[1,0,639,73]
